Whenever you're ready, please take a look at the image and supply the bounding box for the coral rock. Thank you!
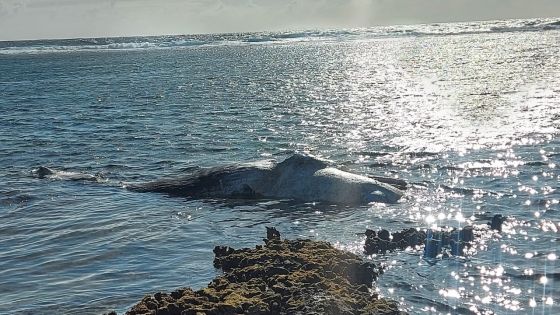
[126,229,405,315]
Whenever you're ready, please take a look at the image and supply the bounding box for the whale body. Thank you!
[128,154,404,205]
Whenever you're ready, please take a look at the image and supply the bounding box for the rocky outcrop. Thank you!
[364,228,427,255]
[364,215,504,258]
[125,227,404,315]
[364,226,475,258]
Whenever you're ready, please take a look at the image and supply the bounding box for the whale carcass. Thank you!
[127,154,404,205]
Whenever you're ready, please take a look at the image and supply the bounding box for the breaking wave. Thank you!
[1,17,559,55]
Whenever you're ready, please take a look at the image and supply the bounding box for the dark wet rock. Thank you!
[127,229,405,315]
[364,215,506,258]
[364,228,427,255]
[423,238,441,258]
[459,226,474,242]
[490,214,505,232]
[378,229,390,241]
[266,226,280,240]
[364,225,485,258]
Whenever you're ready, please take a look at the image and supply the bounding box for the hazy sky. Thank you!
[1,0,559,40]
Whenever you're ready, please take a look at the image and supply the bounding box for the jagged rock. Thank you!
[364,228,427,255]
[126,229,405,315]
[364,215,505,258]
[364,226,477,258]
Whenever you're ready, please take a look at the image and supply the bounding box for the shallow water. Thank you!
[1,18,559,314]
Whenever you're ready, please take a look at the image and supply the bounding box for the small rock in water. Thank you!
[378,229,391,241]
[459,226,475,242]
[364,228,427,255]
[424,238,442,258]
[266,226,280,240]
[490,214,505,232]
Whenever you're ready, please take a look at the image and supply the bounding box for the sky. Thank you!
[1,0,559,40]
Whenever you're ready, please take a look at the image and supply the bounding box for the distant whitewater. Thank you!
[1,18,559,55]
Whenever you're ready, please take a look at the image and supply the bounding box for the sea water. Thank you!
[1,18,559,314]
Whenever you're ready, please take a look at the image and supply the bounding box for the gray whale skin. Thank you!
[128,154,403,205]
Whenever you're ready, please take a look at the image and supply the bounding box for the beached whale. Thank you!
[127,154,404,205]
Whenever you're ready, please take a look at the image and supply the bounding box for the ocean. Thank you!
[1,18,559,314]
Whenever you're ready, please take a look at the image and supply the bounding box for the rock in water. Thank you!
[489,214,505,232]
[363,217,504,258]
[126,229,405,315]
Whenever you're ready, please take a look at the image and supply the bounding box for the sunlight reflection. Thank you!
[530,298,537,308]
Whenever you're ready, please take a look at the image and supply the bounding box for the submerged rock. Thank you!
[126,228,404,315]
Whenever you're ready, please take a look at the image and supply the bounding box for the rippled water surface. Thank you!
[1,19,559,314]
